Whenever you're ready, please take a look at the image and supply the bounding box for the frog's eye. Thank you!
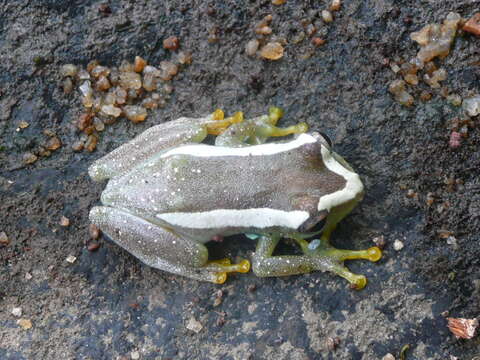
[318,132,333,150]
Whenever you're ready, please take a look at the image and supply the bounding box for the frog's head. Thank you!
[313,132,364,212]
[294,132,364,233]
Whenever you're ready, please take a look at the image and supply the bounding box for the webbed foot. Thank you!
[304,240,381,289]
[206,258,251,284]
[252,235,382,289]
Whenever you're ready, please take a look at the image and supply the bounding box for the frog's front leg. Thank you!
[89,207,249,283]
[215,107,308,147]
[252,234,381,289]
[89,109,242,181]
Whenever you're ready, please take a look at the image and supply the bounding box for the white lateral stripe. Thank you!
[156,208,310,229]
[317,147,364,212]
[160,133,317,158]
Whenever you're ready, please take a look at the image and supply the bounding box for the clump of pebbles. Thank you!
[61,45,192,152]
[388,12,463,107]
[246,1,341,60]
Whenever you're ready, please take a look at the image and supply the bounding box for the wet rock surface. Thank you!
[1,1,479,359]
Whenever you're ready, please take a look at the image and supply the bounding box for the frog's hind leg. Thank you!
[89,206,249,283]
[89,109,243,181]
[252,234,381,289]
[215,107,308,147]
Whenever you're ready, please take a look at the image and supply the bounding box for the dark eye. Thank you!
[319,132,333,150]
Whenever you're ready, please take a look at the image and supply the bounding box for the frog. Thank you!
[88,107,382,289]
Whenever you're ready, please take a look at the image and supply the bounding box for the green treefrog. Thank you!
[89,107,381,289]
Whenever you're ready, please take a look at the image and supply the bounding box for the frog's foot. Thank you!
[252,235,381,289]
[204,258,251,284]
[214,106,308,147]
[205,109,244,135]
[304,241,381,289]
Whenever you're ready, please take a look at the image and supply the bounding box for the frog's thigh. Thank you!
[89,118,208,181]
[89,206,229,282]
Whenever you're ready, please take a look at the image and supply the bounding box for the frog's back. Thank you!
[100,134,346,235]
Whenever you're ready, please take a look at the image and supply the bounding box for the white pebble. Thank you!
[393,240,404,251]
[186,317,203,333]
[66,255,77,263]
[322,10,333,23]
[12,307,22,317]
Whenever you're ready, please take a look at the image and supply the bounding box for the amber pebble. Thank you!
[420,90,432,102]
[102,116,117,125]
[62,78,73,94]
[23,153,38,164]
[404,73,418,85]
[96,76,111,91]
[103,92,116,105]
[255,26,272,35]
[0,231,9,245]
[92,97,102,112]
[60,64,78,78]
[37,147,51,157]
[176,51,192,65]
[46,136,62,151]
[330,0,341,11]
[91,65,110,79]
[60,216,70,227]
[272,0,286,5]
[83,125,95,135]
[78,113,93,131]
[87,60,99,73]
[85,134,98,152]
[163,36,180,50]
[134,56,147,73]
[388,79,414,106]
[127,88,140,100]
[259,42,284,60]
[142,97,158,109]
[77,69,90,80]
[72,140,84,152]
[109,68,120,86]
[410,13,461,63]
[115,87,128,104]
[101,104,122,118]
[306,24,316,37]
[463,13,480,36]
[19,121,29,129]
[245,39,259,56]
[82,95,93,108]
[143,74,157,91]
[124,105,147,123]
[119,60,134,73]
[311,37,326,47]
[89,223,101,240]
[119,72,142,89]
[93,117,105,131]
[159,61,178,81]
[322,10,333,23]
[163,84,173,94]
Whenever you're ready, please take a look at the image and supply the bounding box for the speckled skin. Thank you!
[89,111,381,286]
